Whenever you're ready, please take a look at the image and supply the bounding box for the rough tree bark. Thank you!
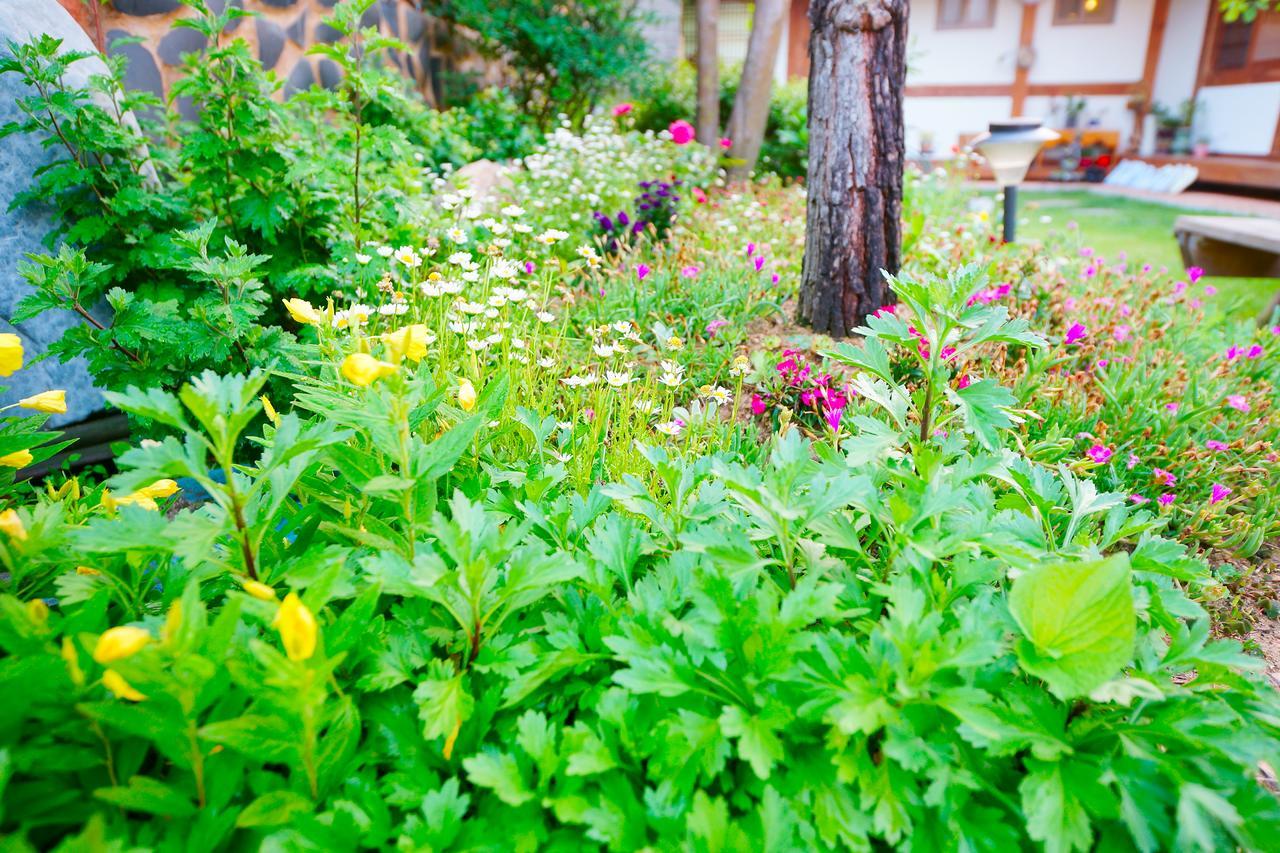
[797,0,908,336]
[695,0,719,146]
[724,0,787,179]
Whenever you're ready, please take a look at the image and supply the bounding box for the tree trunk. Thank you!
[695,0,719,146]
[724,0,787,179]
[798,0,908,337]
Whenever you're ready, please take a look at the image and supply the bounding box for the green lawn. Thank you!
[1013,189,1279,321]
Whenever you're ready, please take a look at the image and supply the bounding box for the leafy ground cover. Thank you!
[1,5,1280,850]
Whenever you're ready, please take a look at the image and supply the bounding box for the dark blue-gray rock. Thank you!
[219,0,244,33]
[405,10,425,43]
[0,1,118,425]
[286,10,308,46]
[256,18,285,69]
[361,6,380,28]
[175,94,199,123]
[317,58,342,90]
[284,59,314,97]
[156,28,206,66]
[106,30,164,98]
[259,0,298,6]
[314,23,342,44]
[379,0,399,34]
[112,0,183,15]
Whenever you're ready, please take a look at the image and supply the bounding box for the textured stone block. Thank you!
[157,27,206,66]
[256,18,285,69]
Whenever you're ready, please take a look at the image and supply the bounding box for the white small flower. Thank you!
[633,399,655,414]
[355,253,372,265]
[491,260,518,280]
[537,356,556,368]
[376,245,394,258]
[462,271,480,283]
[536,311,556,324]
[551,450,572,463]
[593,343,618,358]
[393,246,421,268]
[655,420,684,436]
[513,223,533,234]
[447,228,468,243]
[501,204,525,217]
[705,386,731,404]
[605,370,634,387]
[448,251,472,266]
[658,372,683,388]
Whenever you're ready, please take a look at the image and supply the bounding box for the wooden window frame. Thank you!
[1200,10,1280,88]
[1052,0,1118,26]
[936,0,996,31]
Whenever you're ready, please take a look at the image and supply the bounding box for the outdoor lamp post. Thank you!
[972,118,1059,243]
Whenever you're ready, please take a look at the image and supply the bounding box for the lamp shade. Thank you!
[972,119,1060,186]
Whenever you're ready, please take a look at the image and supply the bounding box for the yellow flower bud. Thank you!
[137,479,179,499]
[162,600,183,644]
[0,450,33,469]
[62,637,85,686]
[260,395,279,425]
[381,324,431,363]
[102,669,146,701]
[76,565,100,576]
[273,592,317,661]
[283,298,324,326]
[0,333,23,377]
[113,492,159,511]
[18,390,66,414]
[243,580,277,601]
[340,353,398,387]
[0,508,26,540]
[93,626,152,664]
[26,598,49,625]
[458,378,477,412]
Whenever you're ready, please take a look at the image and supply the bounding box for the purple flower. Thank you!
[1206,440,1229,451]
[1087,444,1113,464]
[1064,323,1088,346]
[1158,492,1176,507]
[1129,494,1150,505]
[1247,344,1264,359]
[1210,483,1232,504]
[523,261,537,275]
[1127,453,1140,469]
[770,273,780,284]
[746,242,756,257]
[753,255,765,272]
[1153,468,1176,487]
[1165,403,1179,413]
[635,263,650,281]
[1188,266,1204,283]
[1204,284,1217,296]
[705,318,728,337]
[1226,346,1244,361]
[680,265,700,278]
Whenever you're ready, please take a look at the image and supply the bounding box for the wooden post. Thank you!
[1010,4,1037,115]
[797,0,908,336]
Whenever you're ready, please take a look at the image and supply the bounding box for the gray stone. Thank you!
[361,6,380,28]
[156,28,206,66]
[285,11,308,47]
[314,23,342,45]
[0,1,114,425]
[405,10,425,43]
[284,59,314,97]
[317,58,342,90]
[380,0,399,36]
[112,0,183,15]
[175,94,199,123]
[256,18,285,69]
[259,0,298,6]
[107,29,164,98]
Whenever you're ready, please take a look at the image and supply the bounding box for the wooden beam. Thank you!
[1194,0,1220,97]
[905,83,1011,97]
[1010,3,1038,115]
[788,0,811,79]
[1131,0,1172,152]
[906,82,1138,98]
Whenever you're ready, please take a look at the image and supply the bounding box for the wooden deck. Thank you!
[1133,154,1280,191]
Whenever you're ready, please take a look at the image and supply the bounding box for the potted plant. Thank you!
[1063,95,1087,129]
[1152,101,1180,155]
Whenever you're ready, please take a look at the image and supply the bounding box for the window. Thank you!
[1054,0,1118,25]
[1203,10,1280,87]
[937,0,995,29]
[680,0,754,63]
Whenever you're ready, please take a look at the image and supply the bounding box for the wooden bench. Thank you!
[1174,215,1280,279]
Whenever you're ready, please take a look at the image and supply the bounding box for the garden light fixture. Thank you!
[972,118,1059,243]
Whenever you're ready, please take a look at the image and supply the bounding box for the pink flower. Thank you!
[1165,403,1179,413]
[873,305,897,318]
[1272,325,1280,336]
[523,260,537,275]
[1158,492,1176,507]
[750,393,767,415]
[1210,483,1232,504]
[745,243,756,257]
[1188,266,1204,283]
[680,265,700,278]
[957,374,972,389]
[1127,453,1140,469]
[719,137,732,149]
[753,255,765,272]
[692,187,708,204]
[668,120,695,145]
[1087,444,1113,464]
[612,102,633,117]
[635,263,650,281]
[1204,285,1217,296]
[1206,440,1229,451]
[1173,281,1188,295]
[770,273,780,284]
[1226,346,1244,361]
[1129,494,1150,505]
[705,318,728,337]
[1113,325,1131,342]
[1064,323,1088,346]
[1153,468,1176,487]
[1189,299,1203,310]
[1247,344,1264,359]
[1227,394,1251,413]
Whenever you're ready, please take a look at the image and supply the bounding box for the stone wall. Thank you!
[55,0,462,107]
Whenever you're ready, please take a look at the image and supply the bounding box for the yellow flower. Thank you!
[458,379,477,412]
[102,669,146,701]
[0,334,22,377]
[62,637,85,686]
[162,600,183,644]
[260,395,279,425]
[137,479,179,499]
[243,580,277,601]
[340,353,398,387]
[114,479,179,511]
[283,298,324,326]
[26,598,49,626]
[76,565,101,576]
[666,335,684,351]
[0,450,33,469]
[273,592,317,661]
[93,626,152,664]
[113,492,157,511]
[381,324,431,363]
[0,508,26,540]
[18,390,66,414]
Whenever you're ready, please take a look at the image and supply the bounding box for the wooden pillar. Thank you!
[788,0,811,79]
[1131,0,1172,153]
[1010,3,1038,115]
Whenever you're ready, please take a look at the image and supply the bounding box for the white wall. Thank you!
[1028,0,1155,84]
[908,0,1022,85]
[1198,82,1280,154]
[905,95,1013,152]
[1023,93,1135,148]
[1152,0,1209,109]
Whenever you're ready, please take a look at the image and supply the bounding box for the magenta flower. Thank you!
[1127,453,1140,469]
[753,255,765,272]
[612,102,633,117]
[635,263,650,281]
[1173,281,1188,295]
[750,393,767,415]
[1210,483,1232,504]
[1165,403,1179,413]
[1064,323,1088,346]
[719,137,732,149]
[1113,325,1131,342]
[1272,325,1280,336]
[1087,444,1113,464]
[1206,440,1229,451]
[957,373,972,390]
[680,265,700,278]
[1158,492,1176,507]
[1188,266,1204,283]
[523,260,537,275]
[1129,494,1150,505]
[770,273,780,284]
[705,319,728,337]
[1204,284,1217,296]
[1247,344,1264,359]
[745,242,756,257]
[668,120,695,145]
[1226,394,1251,413]
[1153,468,1176,487]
